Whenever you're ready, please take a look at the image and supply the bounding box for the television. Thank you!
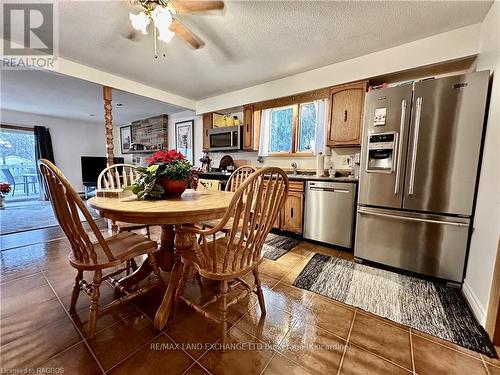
[81,156,125,185]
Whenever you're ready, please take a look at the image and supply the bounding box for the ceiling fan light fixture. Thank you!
[157,27,175,42]
[129,11,150,34]
[152,5,174,42]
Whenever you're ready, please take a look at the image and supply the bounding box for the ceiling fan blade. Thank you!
[172,0,224,14]
[169,19,203,49]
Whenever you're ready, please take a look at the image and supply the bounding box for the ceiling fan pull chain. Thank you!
[153,27,158,59]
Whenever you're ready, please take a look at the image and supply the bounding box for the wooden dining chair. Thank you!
[38,159,164,337]
[200,165,257,232]
[174,167,289,346]
[225,165,258,192]
[97,164,152,239]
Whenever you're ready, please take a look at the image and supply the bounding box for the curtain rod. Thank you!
[0,123,36,131]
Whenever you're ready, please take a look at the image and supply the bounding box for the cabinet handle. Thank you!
[291,208,294,218]
[246,124,249,132]
[344,110,348,122]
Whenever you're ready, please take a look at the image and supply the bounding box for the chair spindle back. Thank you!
[38,159,113,264]
[225,165,257,192]
[97,164,138,190]
[198,167,289,274]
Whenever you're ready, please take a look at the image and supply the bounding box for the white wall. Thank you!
[1,109,106,192]
[168,110,203,167]
[463,2,500,327]
[209,148,358,172]
[196,24,482,114]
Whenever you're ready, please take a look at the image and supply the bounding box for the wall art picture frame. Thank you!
[175,120,194,164]
[120,125,132,154]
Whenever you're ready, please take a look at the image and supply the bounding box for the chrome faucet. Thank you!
[291,161,298,175]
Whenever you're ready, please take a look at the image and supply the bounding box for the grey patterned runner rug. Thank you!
[262,233,301,260]
[294,253,497,358]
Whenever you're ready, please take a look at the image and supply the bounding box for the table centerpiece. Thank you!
[127,149,194,199]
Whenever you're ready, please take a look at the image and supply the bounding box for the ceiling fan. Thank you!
[128,0,224,56]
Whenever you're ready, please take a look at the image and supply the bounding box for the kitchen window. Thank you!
[259,99,327,157]
[297,102,317,152]
[269,106,295,153]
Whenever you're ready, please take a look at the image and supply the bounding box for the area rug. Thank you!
[0,201,98,235]
[294,253,497,357]
[262,233,301,260]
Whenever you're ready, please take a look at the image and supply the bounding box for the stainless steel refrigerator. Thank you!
[354,71,490,283]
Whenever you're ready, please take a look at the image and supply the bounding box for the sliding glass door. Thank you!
[0,125,39,201]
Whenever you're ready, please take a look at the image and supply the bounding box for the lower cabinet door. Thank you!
[281,192,303,234]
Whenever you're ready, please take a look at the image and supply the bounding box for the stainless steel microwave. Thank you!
[208,126,242,151]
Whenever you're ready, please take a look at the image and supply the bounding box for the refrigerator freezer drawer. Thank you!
[354,207,470,282]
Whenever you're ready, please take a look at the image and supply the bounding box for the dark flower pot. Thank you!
[157,178,188,198]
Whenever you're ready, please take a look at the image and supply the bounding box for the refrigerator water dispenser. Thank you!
[366,132,397,173]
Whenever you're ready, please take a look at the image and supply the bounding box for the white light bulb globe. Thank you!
[129,12,150,35]
[152,6,174,42]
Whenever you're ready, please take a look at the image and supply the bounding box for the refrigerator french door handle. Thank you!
[357,209,469,227]
[408,97,423,195]
[394,99,407,195]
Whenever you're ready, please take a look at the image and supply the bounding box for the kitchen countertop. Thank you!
[287,174,358,183]
[197,171,358,183]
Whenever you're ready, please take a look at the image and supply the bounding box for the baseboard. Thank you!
[463,280,487,326]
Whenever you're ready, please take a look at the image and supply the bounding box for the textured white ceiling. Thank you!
[0,70,185,125]
[51,0,492,100]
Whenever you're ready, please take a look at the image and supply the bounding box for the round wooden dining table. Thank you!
[88,189,234,330]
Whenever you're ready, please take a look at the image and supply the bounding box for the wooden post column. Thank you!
[103,86,114,166]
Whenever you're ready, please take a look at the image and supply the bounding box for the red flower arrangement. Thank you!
[146,149,185,165]
[0,182,12,197]
[128,150,193,199]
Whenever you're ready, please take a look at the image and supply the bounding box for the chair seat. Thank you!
[115,221,149,231]
[69,232,157,270]
[181,237,262,279]
[200,218,234,232]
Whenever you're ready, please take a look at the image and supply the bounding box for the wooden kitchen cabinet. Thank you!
[202,113,212,151]
[273,180,304,234]
[281,192,304,234]
[243,105,254,150]
[327,80,368,147]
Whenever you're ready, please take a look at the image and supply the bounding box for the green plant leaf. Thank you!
[147,165,159,172]
[150,184,165,195]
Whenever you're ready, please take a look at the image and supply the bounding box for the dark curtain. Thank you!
[34,126,55,200]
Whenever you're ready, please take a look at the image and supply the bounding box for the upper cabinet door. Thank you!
[327,81,368,147]
[243,106,254,150]
[202,113,212,151]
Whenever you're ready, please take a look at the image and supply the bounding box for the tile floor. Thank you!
[0,222,498,374]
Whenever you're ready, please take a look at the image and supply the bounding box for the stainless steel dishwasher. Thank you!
[303,181,356,248]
